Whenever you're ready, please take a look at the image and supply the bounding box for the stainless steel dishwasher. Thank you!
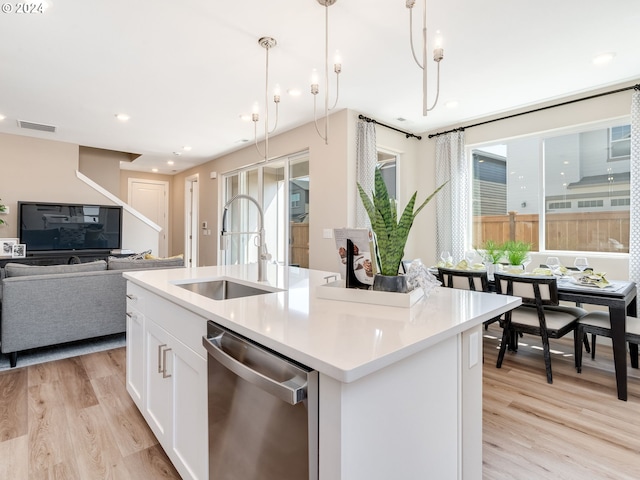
[202,321,318,480]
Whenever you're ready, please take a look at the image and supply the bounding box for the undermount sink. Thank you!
[175,279,276,301]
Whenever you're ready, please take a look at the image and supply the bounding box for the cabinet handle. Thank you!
[158,344,167,373]
[126,312,132,318]
[126,294,137,300]
[162,347,172,378]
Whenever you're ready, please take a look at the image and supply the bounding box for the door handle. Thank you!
[202,333,307,405]
[158,344,167,373]
[162,347,172,378]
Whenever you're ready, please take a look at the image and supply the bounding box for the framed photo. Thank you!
[0,238,19,257]
[12,243,26,258]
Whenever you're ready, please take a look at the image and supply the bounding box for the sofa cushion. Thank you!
[107,256,184,270]
[4,260,107,278]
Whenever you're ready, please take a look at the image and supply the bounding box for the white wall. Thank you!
[0,132,161,256]
[172,109,350,272]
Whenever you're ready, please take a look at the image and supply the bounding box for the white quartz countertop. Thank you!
[124,264,521,383]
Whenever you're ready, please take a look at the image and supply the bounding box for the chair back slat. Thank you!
[494,273,559,306]
[438,267,490,292]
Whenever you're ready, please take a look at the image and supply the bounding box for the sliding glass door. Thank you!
[221,152,309,268]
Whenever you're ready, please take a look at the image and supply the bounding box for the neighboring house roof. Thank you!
[567,172,630,188]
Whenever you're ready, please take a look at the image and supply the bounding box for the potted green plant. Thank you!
[503,240,532,268]
[476,239,505,265]
[475,239,506,276]
[357,168,447,293]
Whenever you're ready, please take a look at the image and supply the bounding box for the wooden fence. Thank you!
[473,211,629,253]
[290,222,309,268]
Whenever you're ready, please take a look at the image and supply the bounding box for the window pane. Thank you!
[472,121,631,254]
[377,151,397,201]
[289,158,309,268]
[544,124,630,253]
[472,141,539,251]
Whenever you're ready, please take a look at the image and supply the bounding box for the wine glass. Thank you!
[464,250,476,265]
[574,257,589,272]
[440,251,453,265]
[546,256,560,274]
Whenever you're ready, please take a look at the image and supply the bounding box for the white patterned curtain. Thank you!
[356,120,377,228]
[435,130,468,264]
[629,88,640,284]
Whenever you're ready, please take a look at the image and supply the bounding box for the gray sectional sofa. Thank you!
[0,256,184,367]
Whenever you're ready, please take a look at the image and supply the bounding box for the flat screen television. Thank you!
[18,201,123,253]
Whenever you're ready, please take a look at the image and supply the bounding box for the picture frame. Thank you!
[12,243,26,258]
[0,238,19,257]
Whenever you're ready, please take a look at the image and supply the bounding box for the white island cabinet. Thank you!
[124,265,520,480]
[125,281,208,480]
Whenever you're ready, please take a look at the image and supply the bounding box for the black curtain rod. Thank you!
[358,114,422,140]
[428,83,640,139]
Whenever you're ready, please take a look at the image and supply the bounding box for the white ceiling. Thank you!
[1,0,639,175]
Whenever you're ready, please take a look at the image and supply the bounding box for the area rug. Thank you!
[0,333,126,371]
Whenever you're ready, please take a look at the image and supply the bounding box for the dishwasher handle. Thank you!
[202,333,308,405]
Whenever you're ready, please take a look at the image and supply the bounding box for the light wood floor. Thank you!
[483,324,640,480]
[0,347,180,479]
[1,333,639,479]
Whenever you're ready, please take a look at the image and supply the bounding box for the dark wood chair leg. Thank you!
[583,333,590,354]
[540,329,553,384]
[496,325,511,368]
[591,333,597,360]
[9,352,17,368]
[630,343,639,369]
[574,327,583,373]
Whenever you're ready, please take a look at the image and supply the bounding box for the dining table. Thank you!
[432,265,637,400]
[555,277,637,401]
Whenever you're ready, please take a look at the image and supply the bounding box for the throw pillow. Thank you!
[4,260,107,277]
[144,253,184,260]
[127,249,152,260]
[107,256,184,271]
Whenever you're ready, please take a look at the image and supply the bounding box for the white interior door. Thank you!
[129,179,169,257]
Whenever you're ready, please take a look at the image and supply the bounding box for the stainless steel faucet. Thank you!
[220,194,269,282]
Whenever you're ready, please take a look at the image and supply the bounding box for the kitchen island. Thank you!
[124,264,521,480]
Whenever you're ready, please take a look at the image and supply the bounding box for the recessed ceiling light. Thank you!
[239,114,252,122]
[0,114,5,121]
[173,151,182,156]
[167,160,175,165]
[115,113,130,122]
[445,100,459,108]
[287,88,302,97]
[592,52,616,66]
[151,168,158,173]
[182,145,192,151]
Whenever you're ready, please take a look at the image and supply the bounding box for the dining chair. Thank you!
[574,311,640,373]
[494,272,587,384]
[438,267,489,291]
[437,267,498,329]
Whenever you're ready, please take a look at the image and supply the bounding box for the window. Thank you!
[610,125,631,160]
[471,120,631,253]
[577,200,604,208]
[290,192,300,208]
[377,150,397,201]
[221,151,310,268]
[548,201,571,210]
[611,198,630,207]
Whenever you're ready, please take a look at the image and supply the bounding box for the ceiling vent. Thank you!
[17,120,56,133]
